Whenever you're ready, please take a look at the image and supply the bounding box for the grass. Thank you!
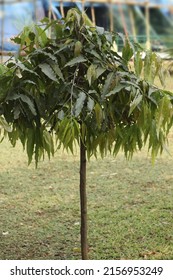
[0,133,173,260]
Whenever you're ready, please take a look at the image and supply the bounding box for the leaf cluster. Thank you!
[0,9,173,165]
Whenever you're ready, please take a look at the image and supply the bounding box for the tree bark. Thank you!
[79,134,88,260]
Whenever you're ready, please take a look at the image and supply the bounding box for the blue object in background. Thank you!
[0,0,80,51]
[1,0,172,52]
[0,1,44,51]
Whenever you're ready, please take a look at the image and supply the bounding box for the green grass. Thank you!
[0,134,173,260]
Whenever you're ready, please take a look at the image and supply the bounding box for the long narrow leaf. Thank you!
[64,56,87,67]
[38,63,57,82]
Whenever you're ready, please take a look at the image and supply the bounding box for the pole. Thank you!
[145,0,150,50]
[1,0,4,63]
[79,129,88,260]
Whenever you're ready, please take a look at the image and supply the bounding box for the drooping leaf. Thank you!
[7,94,36,116]
[38,63,57,82]
[58,110,65,120]
[129,95,143,116]
[0,64,8,75]
[34,49,58,63]
[51,63,64,81]
[0,117,12,132]
[122,39,133,63]
[18,95,36,116]
[143,51,160,84]
[94,103,103,127]
[102,73,115,98]
[16,62,39,77]
[105,84,126,97]
[74,91,86,117]
[155,95,172,136]
[35,25,48,47]
[134,51,143,77]
[43,130,54,158]
[90,49,102,60]
[13,105,21,120]
[64,56,87,67]
[87,97,95,112]
[96,66,106,79]
[74,41,83,57]
[96,26,104,35]
[22,80,37,86]
[27,128,35,165]
[86,64,97,86]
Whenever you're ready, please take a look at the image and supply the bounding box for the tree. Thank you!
[0,9,173,260]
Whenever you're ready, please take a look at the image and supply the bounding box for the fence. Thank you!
[1,0,173,62]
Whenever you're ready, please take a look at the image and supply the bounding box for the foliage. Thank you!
[0,9,173,165]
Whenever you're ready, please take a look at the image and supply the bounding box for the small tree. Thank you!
[0,9,173,260]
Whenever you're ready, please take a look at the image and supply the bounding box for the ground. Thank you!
[0,132,173,260]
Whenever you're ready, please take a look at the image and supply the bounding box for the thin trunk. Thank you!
[79,134,88,260]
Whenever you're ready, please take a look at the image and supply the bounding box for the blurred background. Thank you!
[1,0,173,60]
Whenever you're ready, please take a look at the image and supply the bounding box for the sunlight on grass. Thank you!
[0,134,173,259]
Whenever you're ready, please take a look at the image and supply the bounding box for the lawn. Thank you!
[0,132,173,260]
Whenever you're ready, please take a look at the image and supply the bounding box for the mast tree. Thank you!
[0,9,173,260]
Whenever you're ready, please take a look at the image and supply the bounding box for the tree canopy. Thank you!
[0,8,173,165]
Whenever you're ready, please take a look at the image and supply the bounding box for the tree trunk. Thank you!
[79,134,88,260]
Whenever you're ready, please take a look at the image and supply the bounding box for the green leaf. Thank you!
[58,110,65,120]
[38,63,57,82]
[22,80,37,86]
[74,41,83,57]
[96,67,106,78]
[35,26,48,47]
[74,91,86,117]
[134,51,143,77]
[26,128,35,165]
[94,103,103,127]
[96,26,104,35]
[51,63,64,81]
[105,32,113,44]
[87,97,95,112]
[64,56,87,67]
[158,67,166,88]
[54,23,63,38]
[102,73,115,98]
[105,84,126,97]
[0,64,8,75]
[0,117,12,132]
[129,95,143,116]
[155,95,172,136]
[34,127,43,167]
[66,8,81,27]
[90,49,102,60]
[122,39,134,63]
[12,36,21,44]
[43,130,54,158]
[13,105,20,120]
[7,94,36,116]
[35,49,58,62]
[143,51,160,84]
[19,95,37,116]
[16,62,39,77]
[81,11,94,27]
[86,64,97,86]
